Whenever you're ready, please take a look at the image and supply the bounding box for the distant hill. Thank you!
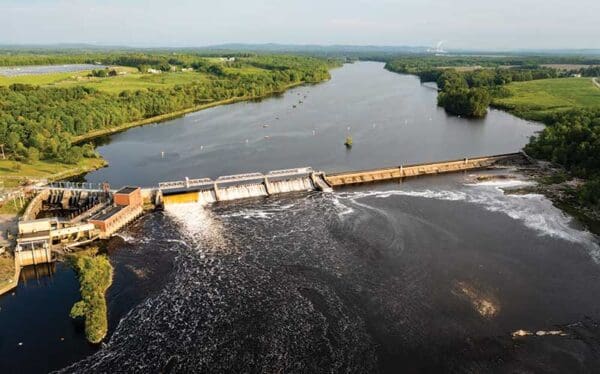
[0,43,599,57]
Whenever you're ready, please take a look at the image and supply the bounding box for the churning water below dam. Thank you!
[61,172,600,372]
[2,61,600,373]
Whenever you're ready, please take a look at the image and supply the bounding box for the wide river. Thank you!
[84,61,539,186]
[2,62,600,373]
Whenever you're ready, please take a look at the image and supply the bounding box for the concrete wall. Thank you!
[326,153,525,187]
[18,218,57,235]
[90,205,144,239]
[115,188,142,207]
[21,189,50,221]
[15,246,52,267]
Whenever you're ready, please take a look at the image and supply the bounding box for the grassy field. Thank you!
[55,70,212,93]
[0,65,273,94]
[0,67,215,93]
[0,70,91,86]
[0,254,16,292]
[0,157,106,185]
[493,77,600,119]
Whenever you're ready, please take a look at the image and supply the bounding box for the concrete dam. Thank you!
[158,153,527,206]
[159,167,332,205]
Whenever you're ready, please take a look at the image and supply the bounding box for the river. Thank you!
[84,61,540,186]
[2,62,600,373]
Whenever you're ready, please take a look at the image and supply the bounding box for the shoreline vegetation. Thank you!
[0,53,339,187]
[71,80,308,144]
[68,252,113,344]
[384,56,600,233]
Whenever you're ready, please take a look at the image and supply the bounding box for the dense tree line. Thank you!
[525,109,600,205]
[578,66,600,77]
[0,56,336,164]
[386,58,562,118]
[0,50,253,68]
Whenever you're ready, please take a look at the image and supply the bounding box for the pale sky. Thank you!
[1,0,598,50]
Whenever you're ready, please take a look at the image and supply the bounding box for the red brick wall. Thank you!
[114,188,142,207]
[89,220,107,232]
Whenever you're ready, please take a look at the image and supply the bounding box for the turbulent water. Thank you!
[60,172,600,373]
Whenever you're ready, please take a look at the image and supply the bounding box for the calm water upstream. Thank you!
[2,62,600,373]
[84,62,541,186]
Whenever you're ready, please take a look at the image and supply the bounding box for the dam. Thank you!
[157,153,527,205]
[158,167,332,205]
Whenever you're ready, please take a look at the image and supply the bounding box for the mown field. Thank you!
[0,157,106,185]
[493,77,600,119]
[0,67,217,94]
[0,64,288,94]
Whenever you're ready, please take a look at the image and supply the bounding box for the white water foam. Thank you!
[218,184,268,201]
[334,180,600,262]
[465,179,536,189]
[219,201,300,220]
[269,177,314,194]
[113,233,137,243]
[163,203,230,254]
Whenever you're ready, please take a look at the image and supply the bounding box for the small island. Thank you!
[69,253,113,344]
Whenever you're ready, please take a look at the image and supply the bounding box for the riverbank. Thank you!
[0,213,18,295]
[513,162,600,236]
[0,254,19,295]
[0,80,312,189]
[0,158,107,188]
[72,80,309,144]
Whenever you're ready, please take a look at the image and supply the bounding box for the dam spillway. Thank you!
[157,153,527,206]
[159,167,332,205]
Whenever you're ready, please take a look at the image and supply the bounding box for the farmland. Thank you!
[492,77,600,119]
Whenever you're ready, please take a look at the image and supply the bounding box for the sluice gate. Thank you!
[159,167,332,205]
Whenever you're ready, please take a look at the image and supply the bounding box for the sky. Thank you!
[1,0,599,50]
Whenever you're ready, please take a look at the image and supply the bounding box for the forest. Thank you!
[525,108,600,205]
[0,54,337,165]
[385,58,561,117]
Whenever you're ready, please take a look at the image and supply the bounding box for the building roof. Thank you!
[115,186,139,195]
[90,205,126,222]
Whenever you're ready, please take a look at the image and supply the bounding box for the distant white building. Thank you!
[147,68,162,74]
[219,57,236,62]
[571,73,582,78]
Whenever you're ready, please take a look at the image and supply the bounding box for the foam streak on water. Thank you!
[334,179,600,262]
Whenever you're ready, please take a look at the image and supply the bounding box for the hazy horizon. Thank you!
[1,0,598,51]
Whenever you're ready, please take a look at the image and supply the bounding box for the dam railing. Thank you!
[158,167,329,205]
